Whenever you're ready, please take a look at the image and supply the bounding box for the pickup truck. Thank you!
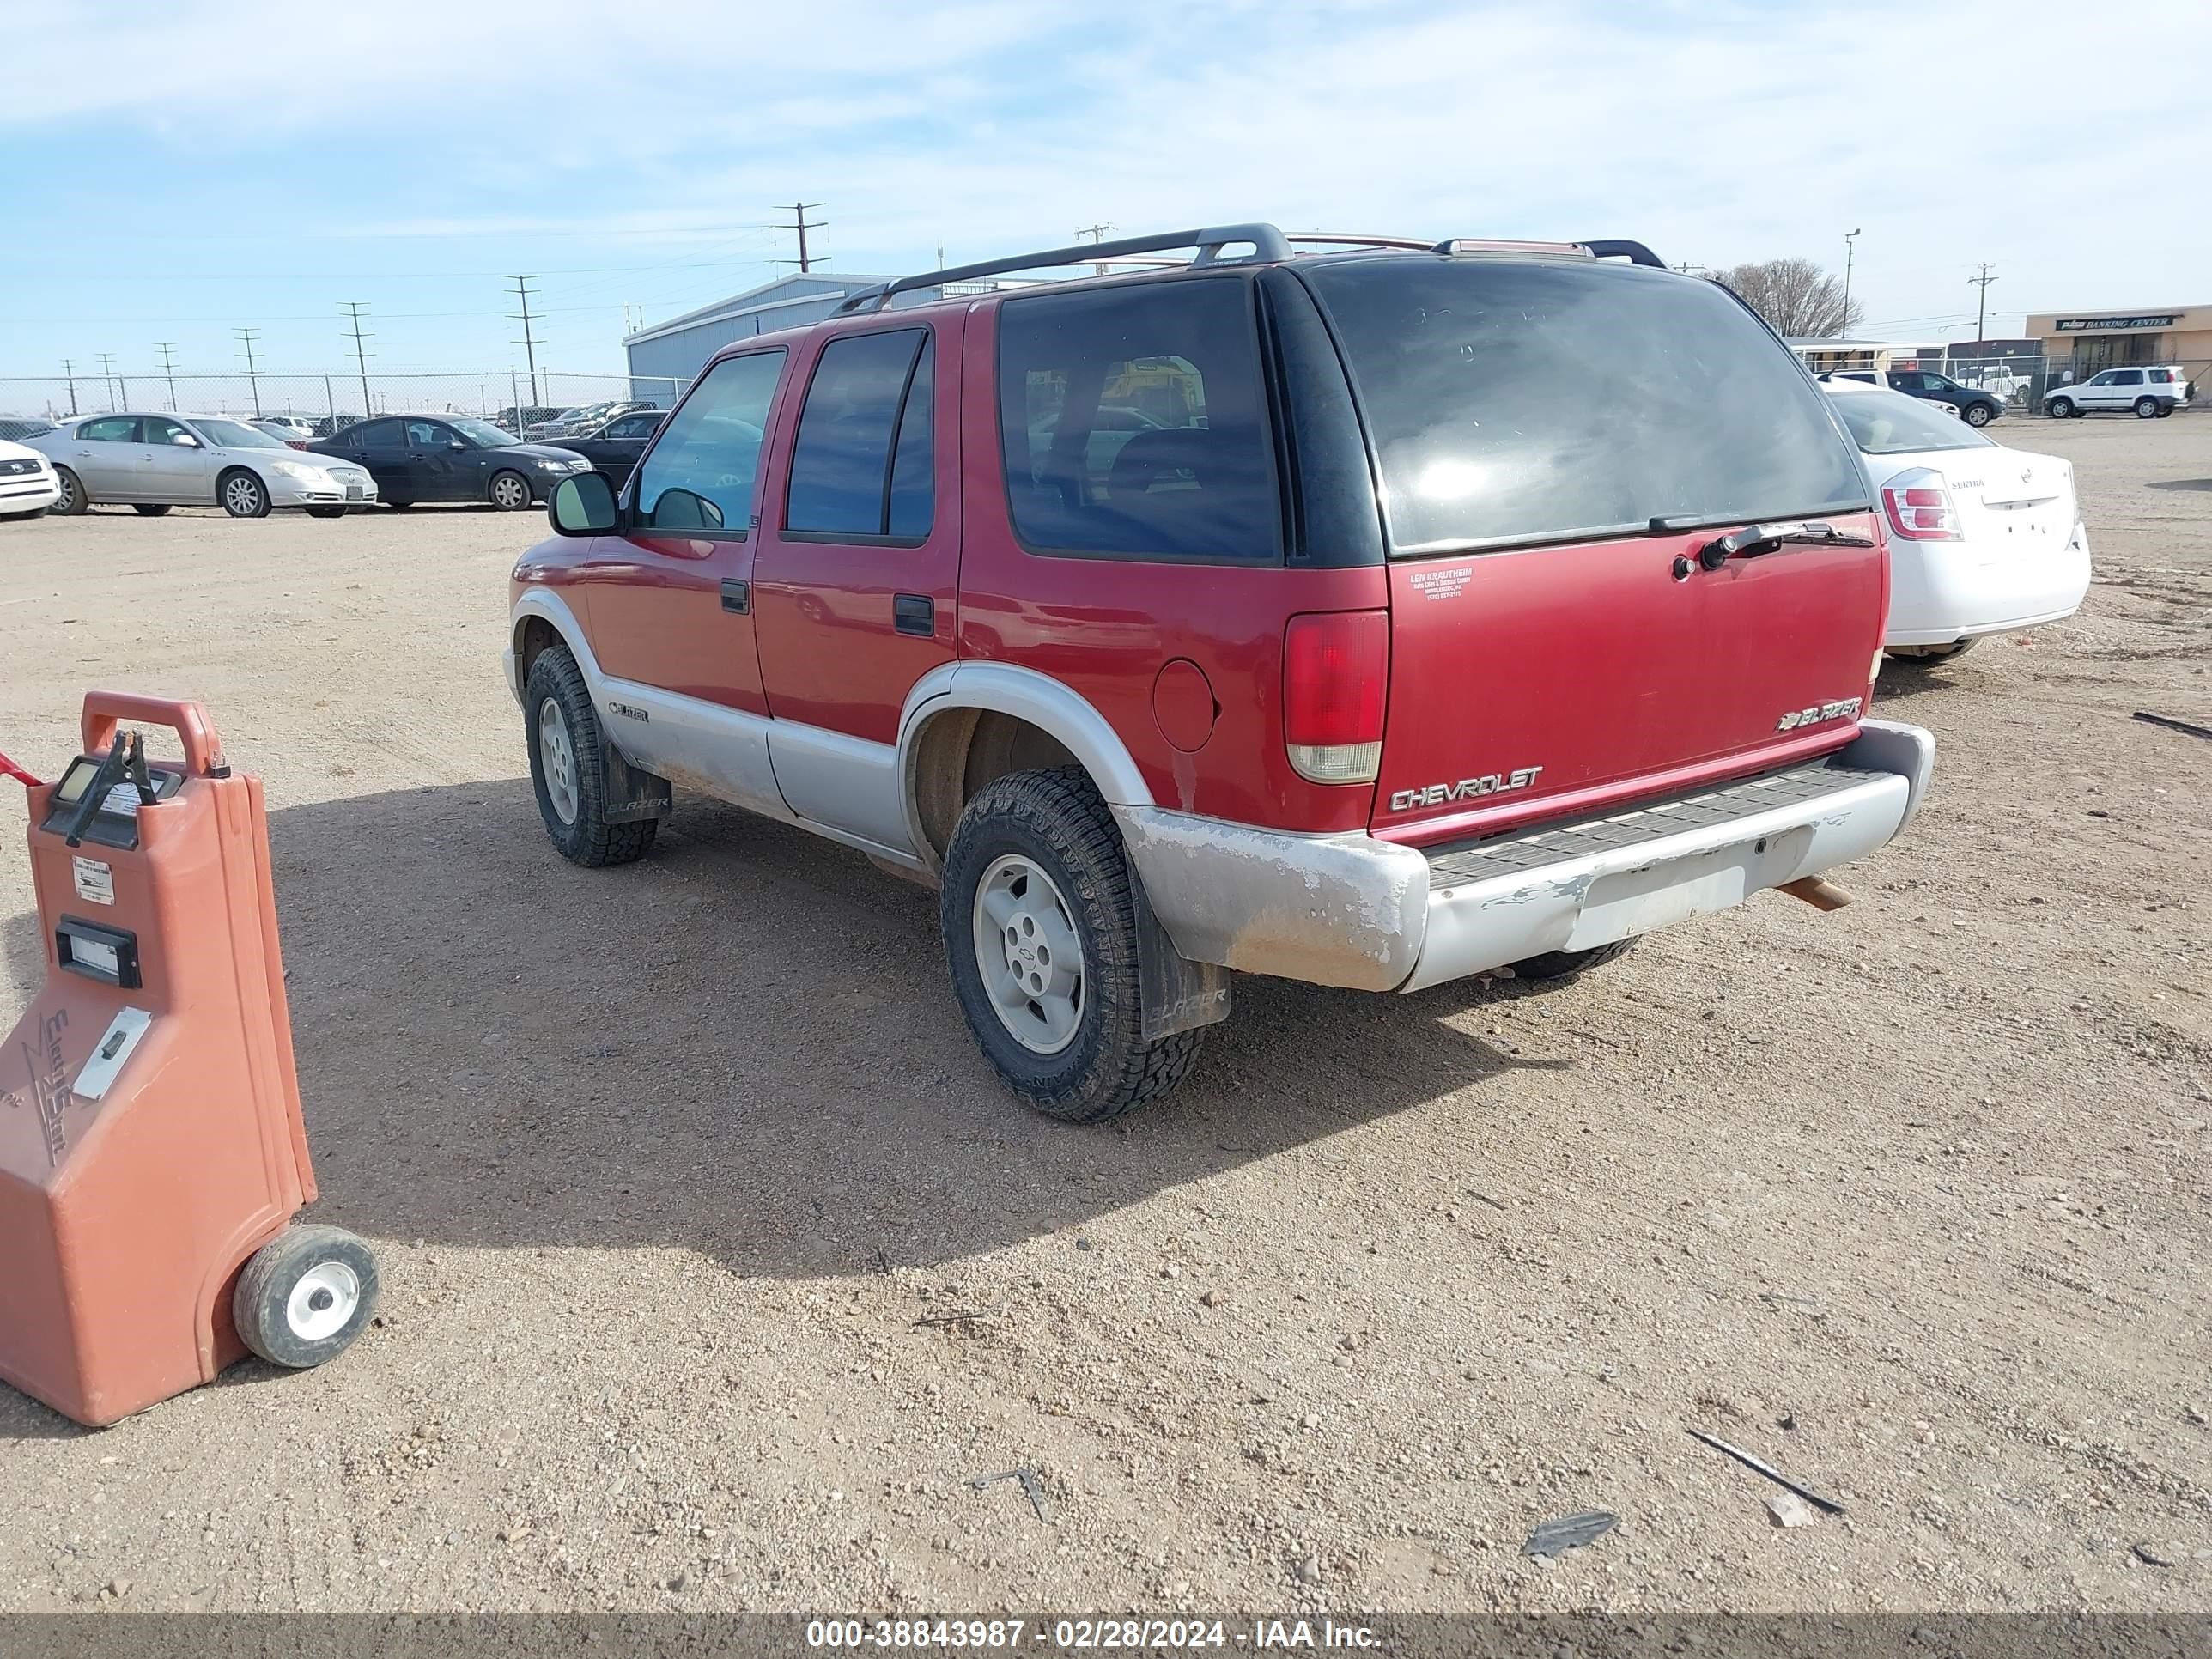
[506,224,1934,1122]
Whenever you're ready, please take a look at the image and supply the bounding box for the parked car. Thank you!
[522,407,587,441]
[1822,382,2089,666]
[0,416,58,442]
[27,413,376,518]
[505,223,1934,1121]
[2044,365,2192,420]
[528,400,657,442]
[549,409,667,490]
[308,413,591,509]
[495,405,568,437]
[250,416,317,444]
[0,437,61,520]
[1822,368,2004,427]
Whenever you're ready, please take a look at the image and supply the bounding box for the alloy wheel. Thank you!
[969,853,1087,1055]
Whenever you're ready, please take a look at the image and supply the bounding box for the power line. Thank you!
[236,328,264,416]
[155,342,179,410]
[507,276,543,407]
[339,302,374,416]
[1967,264,1999,345]
[777,202,826,274]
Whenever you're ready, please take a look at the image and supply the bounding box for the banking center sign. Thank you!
[2055,315,2178,331]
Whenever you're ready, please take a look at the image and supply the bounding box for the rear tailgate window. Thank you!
[1298,258,1869,555]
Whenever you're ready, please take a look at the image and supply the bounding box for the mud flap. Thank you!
[1132,871,1231,1041]
[599,739,671,825]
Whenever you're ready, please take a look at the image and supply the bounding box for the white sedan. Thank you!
[1823,382,2090,666]
[0,436,62,520]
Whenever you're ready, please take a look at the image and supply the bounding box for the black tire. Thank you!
[523,644,658,866]
[382,499,414,510]
[1884,638,1978,668]
[2134,398,2160,420]
[2156,403,2175,418]
[49,465,88,515]
[941,767,1203,1123]
[218,468,270,518]
[2045,398,2075,420]
[233,1224,379,1369]
[489,470,532,511]
[305,506,346,519]
[1509,938,1637,984]
[132,502,173,517]
[0,509,45,522]
[1962,403,1994,428]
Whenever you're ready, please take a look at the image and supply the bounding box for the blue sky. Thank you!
[3,0,2208,394]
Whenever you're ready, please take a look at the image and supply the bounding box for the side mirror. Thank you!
[173,434,200,447]
[448,437,467,451]
[549,471,617,536]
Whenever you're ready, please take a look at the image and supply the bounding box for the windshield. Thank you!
[1827,388,1993,454]
[194,417,286,449]
[450,416,520,447]
[1301,258,1869,553]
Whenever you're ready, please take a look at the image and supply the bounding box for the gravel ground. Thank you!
[0,416,2205,1616]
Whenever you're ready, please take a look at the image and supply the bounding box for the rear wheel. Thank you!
[489,470,532,511]
[50,466,88,514]
[942,768,1204,1123]
[2156,402,2175,418]
[1886,638,1978,667]
[1962,403,1994,428]
[1510,939,1637,984]
[2135,397,2160,419]
[2045,397,2075,419]
[233,1224,379,1369]
[219,469,270,518]
[131,503,173,517]
[523,644,658,866]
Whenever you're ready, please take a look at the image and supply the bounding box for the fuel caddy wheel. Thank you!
[234,1224,380,1369]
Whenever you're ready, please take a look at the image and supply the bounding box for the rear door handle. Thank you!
[720,579,750,614]
[893,593,934,636]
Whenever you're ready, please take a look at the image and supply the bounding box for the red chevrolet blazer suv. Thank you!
[505,224,1934,1122]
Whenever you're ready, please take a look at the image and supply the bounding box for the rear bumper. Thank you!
[1116,720,1935,994]
[1886,520,2090,647]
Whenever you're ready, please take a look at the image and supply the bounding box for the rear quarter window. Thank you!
[996,276,1280,563]
[1300,258,1869,554]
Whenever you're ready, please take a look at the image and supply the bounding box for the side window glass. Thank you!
[997,277,1278,562]
[2087,371,2115,386]
[2113,370,2143,386]
[81,417,138,442]
[785,329,928,538]
[887,339,935,539]
[636,349,786,533]
[404,419,444,447]
[143,416,193,446]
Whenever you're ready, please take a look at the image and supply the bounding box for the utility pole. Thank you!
[1840,228,1862,341]
[96,352,120,410]
[236,327,264,416]
[779,202,826,273]
[507,276,543,409]
[1076,222,1116,278]
[1967,263,1999,347]
[155,342,179,410]
[340,302,374,416]
[61,359,79,416]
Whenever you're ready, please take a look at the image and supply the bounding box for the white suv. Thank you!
[2045,365,2192,419]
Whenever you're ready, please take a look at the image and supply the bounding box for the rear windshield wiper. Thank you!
[1695,520,1873,570]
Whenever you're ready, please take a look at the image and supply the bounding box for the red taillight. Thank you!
[1881,467,1960,541]
[1283,610,1388,784]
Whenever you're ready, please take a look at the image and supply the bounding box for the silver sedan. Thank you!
[27,413,377,518]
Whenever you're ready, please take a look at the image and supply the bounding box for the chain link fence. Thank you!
[0,370,691,434]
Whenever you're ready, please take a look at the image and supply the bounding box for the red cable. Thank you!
[0,750,44,789]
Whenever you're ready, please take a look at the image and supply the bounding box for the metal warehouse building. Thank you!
[622,273,951,395]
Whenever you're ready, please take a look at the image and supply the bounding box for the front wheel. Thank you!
[233,1224,379,1369]
[523,645,658,866]
[942,768,1203,1123]
[2135,397,2161,419]
[1962,403,1994,428]
[49,466,88,514]
[132,503,173,517]
[489,470,532,511]
[2045,398,2075,419]
[219,469,270,518]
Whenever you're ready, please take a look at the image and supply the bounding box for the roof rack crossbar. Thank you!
[833,223,1293,314]
[1285,232,1436,252]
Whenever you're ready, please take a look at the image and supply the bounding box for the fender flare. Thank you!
[896,661,1153,868]
[506,587,607,703]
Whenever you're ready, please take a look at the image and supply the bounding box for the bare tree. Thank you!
[1715,258,1864,338]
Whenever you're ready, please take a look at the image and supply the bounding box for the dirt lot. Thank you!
[0,416,2206,1617]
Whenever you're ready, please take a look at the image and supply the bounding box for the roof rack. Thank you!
[1285,232,1437,252]
[833,223,1294,314]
